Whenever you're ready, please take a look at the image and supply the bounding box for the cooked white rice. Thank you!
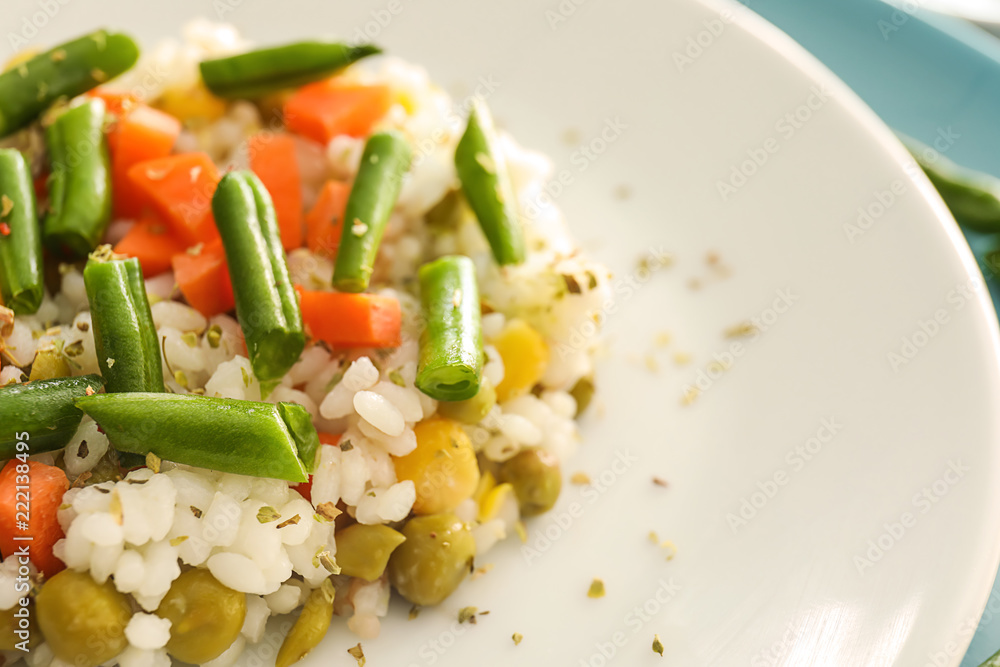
[0,19,611,666]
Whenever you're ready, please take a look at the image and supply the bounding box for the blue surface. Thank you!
[744,1,1000,664]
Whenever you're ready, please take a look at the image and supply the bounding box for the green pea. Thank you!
[156,569,246,664]
[497,447,562,517]
[35,570,131,667]
[436,377,497,425]
[276,582,334,667]
[388,513,476,606]
[335,524,406,582]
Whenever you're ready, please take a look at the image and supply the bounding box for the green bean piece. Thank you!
[83,252,164,393]
[0,30,139,138]
[44,98,112,258]
[75,393,316,482]
[212,171,304,382]
[0,149,43,314]
[275,581,335,667]
[454,99,525,266]
[200,40,381,99]
[900,134,1000,232]
[332,131,412,293]
[415,255,484,401]
[279,402,319,473]
[0,375,104,460]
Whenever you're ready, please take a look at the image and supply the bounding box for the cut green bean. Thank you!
[200,40,381,99]
[0,375,104,459]
[900,133,1000,232]
[0,30,139,138]
[83,250,164,393]
[332,131,412,293]
[44,98,112,258]
[279,402,319,473]
[455,99,525,266]
[0,149,43,314]
[212,171,304,383]
[76,393,317,482]
[415,255,483,401]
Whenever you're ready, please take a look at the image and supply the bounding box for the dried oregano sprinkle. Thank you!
[257,506,280,523]
[347,643,365,666]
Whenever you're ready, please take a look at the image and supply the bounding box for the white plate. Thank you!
[12,0,1000,664]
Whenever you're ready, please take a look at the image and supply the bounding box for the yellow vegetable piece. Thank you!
[472,469,496,507]
[4,49,40,72]
[394,88,417,115]
[29,347,71,381]
[478,482,515,522]
[492,319,549,403]
[156,83,227,123]
[394,417,480,515]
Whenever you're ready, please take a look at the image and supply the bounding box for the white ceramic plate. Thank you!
[11,0,1000,664]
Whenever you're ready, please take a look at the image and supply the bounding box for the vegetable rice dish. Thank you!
[0,22,610,667]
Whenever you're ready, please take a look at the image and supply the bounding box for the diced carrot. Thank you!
[129,153,220,246]
[106,104,182,219]
[292,433,341,502]
[114,215,186,277]
[305,180,350,258]
[171,239,234,317]
[88,88,140,119]
[284,81,392,145]
[248,133,303,250]
[295,286,402,349]
[0,460,68,578]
